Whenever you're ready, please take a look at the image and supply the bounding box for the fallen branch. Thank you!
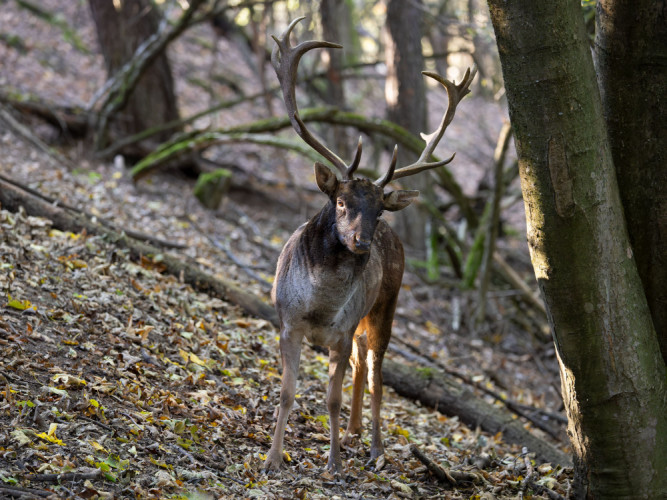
[382,359,571,466]
[0,105,78,170]
[0,483,52,498]
[129,107,476,227]
[390,337,567,434]
[25,470,102,483]
[410,444,483,485]
[89,0,208,150]
[0,174,185,250]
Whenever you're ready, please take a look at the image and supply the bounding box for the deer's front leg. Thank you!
[326,340,353,473]
[265,329,303,471]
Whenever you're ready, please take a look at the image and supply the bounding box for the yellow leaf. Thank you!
[188,352,207,366]
[6,294,34,311]
[90,440,107,452]
[47,423,58,438]
[35,426,64,446]
[425,320,440,335]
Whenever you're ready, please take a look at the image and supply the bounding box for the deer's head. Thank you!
[314,151,418,254]
[272,17,476,254]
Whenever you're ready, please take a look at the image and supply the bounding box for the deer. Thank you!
[264,17,476,474]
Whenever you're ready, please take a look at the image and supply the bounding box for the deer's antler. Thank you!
[376,66,477,187]
[271,17,361,180]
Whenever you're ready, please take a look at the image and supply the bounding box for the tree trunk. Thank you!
[89,0,180,156]
[486,0,667,497]
[384,0,429,256]
[319,0,349,159]
[595,0,667,364]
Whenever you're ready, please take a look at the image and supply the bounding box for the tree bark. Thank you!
[385,0,430,256]
[595,0,667,364]
[319,0,349,158]
[486,0,667,497]
[89,0,180,155]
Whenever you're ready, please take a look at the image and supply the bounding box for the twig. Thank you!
[493,252,546,316]
[409,444,482,485]
[519,447,565,500]
[0,483,56,498]
[25,469,102,483]
[76,414,114,432]
[167,443,246,485]
[188,217,273,290]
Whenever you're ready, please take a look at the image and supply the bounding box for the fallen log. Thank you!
[382,358,571,466]
[0,176,570,467]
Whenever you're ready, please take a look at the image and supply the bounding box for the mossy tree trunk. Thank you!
[595,0,667,364]
[486,0,667,497]
[89,0,180,157]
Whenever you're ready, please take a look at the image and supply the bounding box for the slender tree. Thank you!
[384,0,429,256]
[485,0,667,497]
[319,0,349,157]
[89,0,180,156]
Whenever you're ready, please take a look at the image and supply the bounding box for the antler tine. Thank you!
[346,137,363,179]
[271,17,356,179]
[385,65,477,183]
[375,145,398,187]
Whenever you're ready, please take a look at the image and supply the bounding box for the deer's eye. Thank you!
[337,199,345,209]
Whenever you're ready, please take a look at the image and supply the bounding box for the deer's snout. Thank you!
[354,235,372,253]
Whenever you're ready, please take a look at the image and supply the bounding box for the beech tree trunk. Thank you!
[486,0,667,497]
[384,0,429,256]
[89,0,180,155]
[595,0,667,364]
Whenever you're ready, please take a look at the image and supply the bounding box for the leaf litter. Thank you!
[0,208,572,498]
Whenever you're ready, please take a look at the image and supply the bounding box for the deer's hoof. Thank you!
[264,451,284,472]
[341,431,361,448]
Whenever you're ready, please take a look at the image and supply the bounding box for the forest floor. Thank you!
[0,2,572,499]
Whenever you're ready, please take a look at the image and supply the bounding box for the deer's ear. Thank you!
[315,162,339,196]
[383,190,419,211]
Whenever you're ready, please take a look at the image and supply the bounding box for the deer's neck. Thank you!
[304,203,369,272]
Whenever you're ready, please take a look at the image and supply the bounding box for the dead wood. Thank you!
[25,470,102,483]
[0,483,52,498]
[0,174,185,250]
[410,444,483,485]
[0,177,569,467]
[0,178,277,325]
[0,92,88,136]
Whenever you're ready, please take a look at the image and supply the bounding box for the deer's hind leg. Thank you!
[365,293,398,460]
[342,320,369,446]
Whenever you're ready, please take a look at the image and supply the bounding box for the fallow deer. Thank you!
[264,17,475,474]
